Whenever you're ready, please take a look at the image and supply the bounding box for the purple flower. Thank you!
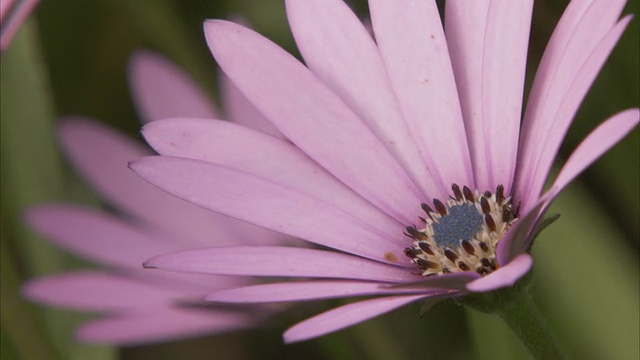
[0,0,39,51]
[132,0,639,343]
[22,52,292,345]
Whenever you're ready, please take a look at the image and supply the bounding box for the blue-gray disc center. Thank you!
[432,203,484,248]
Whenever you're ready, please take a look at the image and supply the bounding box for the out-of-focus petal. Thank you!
[551,109,639,196]
[23,271,183,311]
[286,0,439,200]
[283,295,427,343]
[128,51,219,123]
[517,1,628,209]
[131,156,409,264]
[204,20,422,224]
[59,118,280,247]
[77,308,253,345]
[205,280,432,303]
[219,72,283,138]
[145,246,416,282]
[466,254,533,292]
[369,0,473,194]
[0,0,39,51]
[143,118,402,239]
[25,204,178,268]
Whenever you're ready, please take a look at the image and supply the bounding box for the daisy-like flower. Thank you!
[22,52,290,345]
[132,0,639,349]
[0,0,39,51]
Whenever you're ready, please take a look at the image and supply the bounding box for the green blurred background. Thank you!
[1,0,638,359]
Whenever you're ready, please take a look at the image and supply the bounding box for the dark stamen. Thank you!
[463,186,474,202]
[405,226,427,241]
[496,184,505,205]
[420,203,435,220]
[479,242,489,252]
[484,190,492,198]
[418,242,434,255]
[404,247,419,258]
[480,197,491,214]
[458,261,470,271]
[480,258,491,267]
[433,199,447,216]
[416,259,438,270]
[485,214,497,232]
[444,248,458,262]
[461,240,475,255]
[452,184,463,201]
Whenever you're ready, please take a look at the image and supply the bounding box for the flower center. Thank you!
[403,184,517,276]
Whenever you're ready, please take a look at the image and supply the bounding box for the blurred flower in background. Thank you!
[21,52,293,345]
[0,0,38,51]
[132,0,638,351]
[1,0,638,359]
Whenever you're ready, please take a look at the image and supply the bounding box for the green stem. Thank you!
[494,285,564,360]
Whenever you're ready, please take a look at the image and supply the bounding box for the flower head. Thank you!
[22,52,291,345]
[132,0,639,343]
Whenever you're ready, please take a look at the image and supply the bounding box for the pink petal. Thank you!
[77,308,254,345]
[285,0,440,200]
[551,109,640,196]
[22,271,183,312]
[444,0,491,190]
[204,20,422,224]
[143,118,402,239]
[283,295,428,343]
[466,253,533,292]
[128,51,219,123]
[384,271,480,292]
[480,1,533,191]
[219,72,283,138]
[369,0,473,192]
[496,197,547,266]
[0,0,39,51]
[59,118,281,247]
[25,204,179,268]
[145,246,416,283]
[131,156,410,264]
[517,1,628,209]
[205,280,433,303]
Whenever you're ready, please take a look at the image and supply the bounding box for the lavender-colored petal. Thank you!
[466,254,533,292]
[145,246,416,283]
[143,118,401,239]
[219,72,283,138]
[205,280,433,303]
[0,0,39,51]
[517,1,628,209]
[76,308,253,345]
[22,271,185,311]
[496,198,547,266]
[25,204,179,268]
[204,20,421,224]
[480,1,533,191]
[285,0,440,200]
[128,51,219,123]
[551,109,639,196]
[131,156,409,264]
[59,118,281,247]
[444,0,490,189]
[386,271,480,292]
[283,295,428,343]
[369,0,473,194]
